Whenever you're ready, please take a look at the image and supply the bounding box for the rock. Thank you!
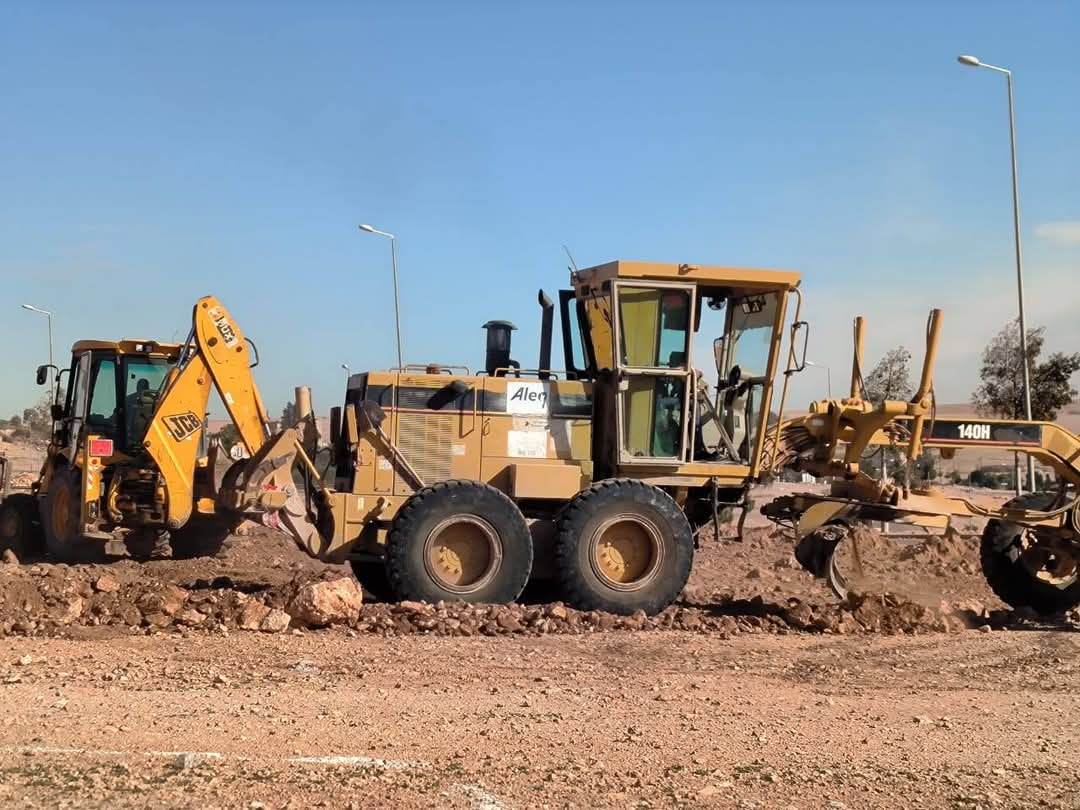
[287,578,363,626]
[175,608,207,627]
[1,549,18,566]
[137,584,188,617]
[260,609,291,633]
[547,604,568,621]
[93,574,121,593]
[496,611,524,633]
[17,654,32,666]
[172,752,205,769]
[117,605,142,626]
[237,600,271,631]
[397,601,429,614]
[52,596,85,625]
[747,567,765,580]
[143,612,172,628]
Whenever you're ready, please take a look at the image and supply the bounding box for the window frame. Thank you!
[611,280,697,465]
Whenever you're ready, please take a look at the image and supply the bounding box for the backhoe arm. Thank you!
[143,297,325,555]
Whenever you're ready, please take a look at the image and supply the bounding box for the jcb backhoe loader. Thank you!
[0,298,324,562]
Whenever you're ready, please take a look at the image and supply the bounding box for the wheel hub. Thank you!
[590,514,663,591]
[1019,530,1079,587]
[423,515,502,594]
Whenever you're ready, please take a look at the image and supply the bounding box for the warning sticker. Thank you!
[507,430,549,459]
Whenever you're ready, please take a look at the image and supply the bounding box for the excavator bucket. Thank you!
[216,427,327,557]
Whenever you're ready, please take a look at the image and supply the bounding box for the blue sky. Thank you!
[2,1,1079,418]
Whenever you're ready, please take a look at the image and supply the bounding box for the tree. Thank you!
[1,395,53,440]
[280,401,298,429]
[973,319,1080,422]
[211,424,242,452]
[860,347,913,479]
[862,346,913,402]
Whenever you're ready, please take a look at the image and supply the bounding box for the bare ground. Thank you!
[1,480,1079,807]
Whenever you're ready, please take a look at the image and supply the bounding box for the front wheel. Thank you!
[981,492,1080,615]
[386,480,533,604]
[555,479,693,615]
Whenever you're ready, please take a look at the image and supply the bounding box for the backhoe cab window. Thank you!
[86,359,118,438]
[124,358,171,450]
[619,289,690,368]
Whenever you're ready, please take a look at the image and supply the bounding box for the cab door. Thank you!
[612,281,695,465]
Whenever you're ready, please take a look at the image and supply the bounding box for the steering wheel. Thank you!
[724,365,742,391]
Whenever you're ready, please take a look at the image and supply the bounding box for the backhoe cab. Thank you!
[324,260,806,614]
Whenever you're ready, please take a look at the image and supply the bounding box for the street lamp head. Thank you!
[341,363,350,371]
[21,304,50,315]
[358,224,376,233]
[957,54,981,67]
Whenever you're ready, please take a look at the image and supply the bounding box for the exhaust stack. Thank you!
[482,320,518,377]
[538,289,554,381]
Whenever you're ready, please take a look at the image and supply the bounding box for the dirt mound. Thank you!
[0,553,996,640]
[3,520,1074,640]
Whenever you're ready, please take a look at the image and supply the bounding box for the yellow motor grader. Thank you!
[761,310,1080,615]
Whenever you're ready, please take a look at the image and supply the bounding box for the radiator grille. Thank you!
[396,412,454,492]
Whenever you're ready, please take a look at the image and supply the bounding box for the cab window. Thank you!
[86,358,119,438]
[123,357,171,448]
[619,288,690,369]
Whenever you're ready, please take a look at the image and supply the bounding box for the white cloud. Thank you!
[1035,221,1080,245]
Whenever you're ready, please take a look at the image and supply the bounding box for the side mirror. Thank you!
[788,320,810,374]
[356,401,387,433]
[36,365,49,385]
[712,337,725,377]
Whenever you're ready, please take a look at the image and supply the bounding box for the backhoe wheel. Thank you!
[42,465,87,563]
[0,493,45,560]
[386,480,532,604]
[981,492,1080,616]
[555,479,694,616]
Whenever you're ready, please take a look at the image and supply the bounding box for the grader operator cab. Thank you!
[325,260,807,614]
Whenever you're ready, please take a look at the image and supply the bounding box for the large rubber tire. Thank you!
[350,560,394,603]
[981,492,1080,615]
[386,480,532,604]
[555,479,694,615]
[41,465,87,563]
[0,493,45,559]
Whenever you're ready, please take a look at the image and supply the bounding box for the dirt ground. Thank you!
[1,465,1079,807]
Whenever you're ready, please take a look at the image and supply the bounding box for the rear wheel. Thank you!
[386,480,532,604]
[0,493,45,559]
[555,479,693,615]
[42,465,86,562]
[981,492,1080,615]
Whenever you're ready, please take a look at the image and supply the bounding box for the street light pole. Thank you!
[358,224,404,370]
[341,363,351,383]
[805,360,832,399]
[21,304,54,384]
[958,54,1036,493]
